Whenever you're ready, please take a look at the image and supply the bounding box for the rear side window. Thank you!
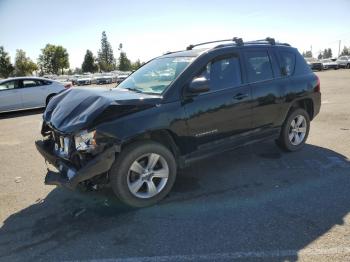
[280,51,296,76]
[244,51,273,83]
[40,80,52,85]
[22,80,41,88]
[198,56,242,92]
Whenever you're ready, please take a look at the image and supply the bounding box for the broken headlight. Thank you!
[74,130,97,152]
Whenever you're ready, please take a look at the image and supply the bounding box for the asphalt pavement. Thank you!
[0,70,349,262]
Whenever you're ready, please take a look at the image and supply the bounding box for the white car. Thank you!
[321,59,339,70]
[0,77,70,113]
[336,56,350,69]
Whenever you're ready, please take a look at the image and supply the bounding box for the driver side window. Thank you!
[197,56,242,92]
[0,80,18,91]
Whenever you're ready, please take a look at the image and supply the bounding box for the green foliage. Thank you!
[302,51,313,58]
[131,59,142,71]
[38,44,69,75]
[82,50,98,73]
[118,52,132,71]
[73,67,82,74]
[14,49,38,76]
[340,46,349,56]
[318,48,333,60]
[97,31,116,72]
[0,46,14,78]
[327,48,332,58]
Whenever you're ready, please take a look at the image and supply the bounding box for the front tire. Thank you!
[276,108,310,152]
[110,141,177,207]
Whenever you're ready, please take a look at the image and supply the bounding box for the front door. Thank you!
[0,80,22,112]
[183,53,253,150]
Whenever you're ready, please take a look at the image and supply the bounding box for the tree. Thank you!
[73,67,82,74]
[97,31,116,72]
[327,48,332,58]
[82,50,98,73]
[118,52,131,71]
[303,51,313,58]
[14,49,38,76]
[318,53,323,60]
[55,46,70,74]
[340,46,349,56]
[0,46,14,78]
[321,48,333,59]
[38,44,69,75]
[131,59,142,71]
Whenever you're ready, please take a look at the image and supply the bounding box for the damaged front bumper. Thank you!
[35,140,116,190]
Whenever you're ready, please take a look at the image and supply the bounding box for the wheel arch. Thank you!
[46,93,57,106]
[120,129,181,164]
[286,98,314,121]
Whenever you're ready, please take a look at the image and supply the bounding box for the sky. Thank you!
[1,0,350,69]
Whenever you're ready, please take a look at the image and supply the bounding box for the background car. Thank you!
[321,59,339,70]
[116,73,130,84]
[0,77,69,113]
[305,58,324,71]
[95,73,114,84]
[76,75,93,85]
[336,56,350,69]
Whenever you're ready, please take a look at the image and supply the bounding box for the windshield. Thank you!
[118,56,194,94]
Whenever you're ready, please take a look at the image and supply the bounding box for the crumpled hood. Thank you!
[44,87,161,133]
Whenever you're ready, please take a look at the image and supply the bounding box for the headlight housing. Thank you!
[74,130,97,152]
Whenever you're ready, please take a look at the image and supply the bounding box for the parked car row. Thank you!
[305,56,350,71]
[44,71,132,86]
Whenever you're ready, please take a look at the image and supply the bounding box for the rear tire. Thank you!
[276,108,310,152]
[110,141,177,208]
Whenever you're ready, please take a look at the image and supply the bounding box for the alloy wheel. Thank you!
[127,153,169,199]
[288,115,307,146]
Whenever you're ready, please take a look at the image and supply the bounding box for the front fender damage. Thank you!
[35,140,118,190]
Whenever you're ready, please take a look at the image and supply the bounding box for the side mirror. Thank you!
[188,77,210,94]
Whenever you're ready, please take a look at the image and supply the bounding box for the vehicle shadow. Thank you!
[0,108,44,120]
[0,142,349,261]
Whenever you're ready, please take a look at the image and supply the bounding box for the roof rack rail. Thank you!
[244,37,276,45]
[187,37,290,51]
[186,37,243,50]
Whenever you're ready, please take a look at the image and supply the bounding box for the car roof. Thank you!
[0,76,56,83]
[1,76,52,81]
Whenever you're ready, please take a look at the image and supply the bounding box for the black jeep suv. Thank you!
[36,37,321,207]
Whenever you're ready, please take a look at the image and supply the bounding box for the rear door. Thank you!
[19,79,50,108]
[0,80,22,112]
[242,48,286,132]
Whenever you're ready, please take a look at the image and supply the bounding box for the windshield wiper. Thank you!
[125,87,143,93]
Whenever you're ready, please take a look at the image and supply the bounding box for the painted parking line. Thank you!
[67,247,350,262]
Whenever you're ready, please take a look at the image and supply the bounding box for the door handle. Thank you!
[233,93,248,100]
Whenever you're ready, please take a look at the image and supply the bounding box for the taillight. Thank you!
[64,83,72,89]
[314,75,320,92]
